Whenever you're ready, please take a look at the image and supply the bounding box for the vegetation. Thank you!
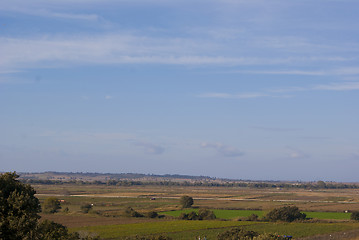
[43,197,62,214]
[351,211,359,221]
[266,206,306,222]
[124,207,144,218]
[180,196,193,208]
[0,172,99,240]
[80,204,93,214]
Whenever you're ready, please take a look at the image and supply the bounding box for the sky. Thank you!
[1,0,359,182]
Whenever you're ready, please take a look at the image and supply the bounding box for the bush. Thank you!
[217,227,258,240]
[246,214,259,221]
[180,195,193,208]
[146,211,159,218]
[217,227,290,240]
[198,209,216,220]
[43,197,61,214]
[266,206,306,222]
[351,211,359,221]
[124,207,144,218]
[80,204,93,213]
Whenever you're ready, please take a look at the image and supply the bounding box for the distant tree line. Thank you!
[21,178,359,189]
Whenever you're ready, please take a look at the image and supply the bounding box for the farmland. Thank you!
[25,173,359,239]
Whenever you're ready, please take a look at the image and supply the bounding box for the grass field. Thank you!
[162,209,351,220]
[70,220,258,239]
[70,220,359,239]
[31,183,359,239]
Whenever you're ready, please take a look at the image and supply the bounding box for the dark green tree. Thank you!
[0,172,41,239]
[43,197,61,214]
[180,195,193,208]
[80,203,93,214]
[266,206,306,222]
[198,209,216,220]
[351,211,359,221]
[0,172,99,240]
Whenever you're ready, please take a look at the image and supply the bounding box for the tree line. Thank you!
[21,178,359,189]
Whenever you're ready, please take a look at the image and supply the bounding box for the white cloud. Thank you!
[201,142,243,157]
[286,147,310,159]
[133,141,165,155]
[105,95,114,100]
[198,92,273,99]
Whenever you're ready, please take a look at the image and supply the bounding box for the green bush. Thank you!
[266,206,306,222]
[43,197,61,214]
[80,204,93,213]
[146,211,159,218]
[124,207,144,218]
[180,195,194,208]
[351,211,359,221]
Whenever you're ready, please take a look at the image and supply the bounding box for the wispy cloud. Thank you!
[105,95,114,100]
[201,142,244,157]
[133,141,165,155]
[252,126,301,132]
[198,92,277,99]
[199,81,359,101]
[286,146,310,159]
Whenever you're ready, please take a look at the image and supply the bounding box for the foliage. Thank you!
[43,197,61,214]
[217,227,291,240]
[81,203,93,213]
[124,235,172,240]
[0,172,41,239]
[217,227,259,240]
[198,209,216,220]
[351,211,359,221]
[145,211,159,218]
[0,172,100,240]
[246,214,259,221]
[178,209,216,220]
[180,195,193,208]
[37,220,79,240]
[266,206,306,222]
[124,207,144,217]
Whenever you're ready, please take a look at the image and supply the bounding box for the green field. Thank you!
[71,220,358,239]
[162,209,351,220]
[71,220,257,239]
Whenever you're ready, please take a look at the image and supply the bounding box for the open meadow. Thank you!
[31,182,359,239]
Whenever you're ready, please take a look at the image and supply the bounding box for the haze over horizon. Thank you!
[1,0,359,182]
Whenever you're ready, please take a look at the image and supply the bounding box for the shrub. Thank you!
[80,204,93,213]
[124,207,144,218]
[246,214,259,221]
[217,227,258,240]
[217,227,290,240]
[146,211,159,218]
[266,206,306,222]
[180,195,194,208]
[351,211,359,221]
[43,197,61,214]
[198,209,216,220]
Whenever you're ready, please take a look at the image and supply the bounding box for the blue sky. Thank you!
[1,0,359,181]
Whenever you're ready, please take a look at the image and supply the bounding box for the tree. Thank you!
[266,206,306,222]
[43,197,61,214]
[198,209,216,220]
[0,172,99,240]
[80,203,93,213]
[180,195,193,208]
[351,211,359,221]
[0,172,41,239]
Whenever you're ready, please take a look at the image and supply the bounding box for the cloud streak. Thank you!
[201,142,244,157]
[133,141,165,155]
